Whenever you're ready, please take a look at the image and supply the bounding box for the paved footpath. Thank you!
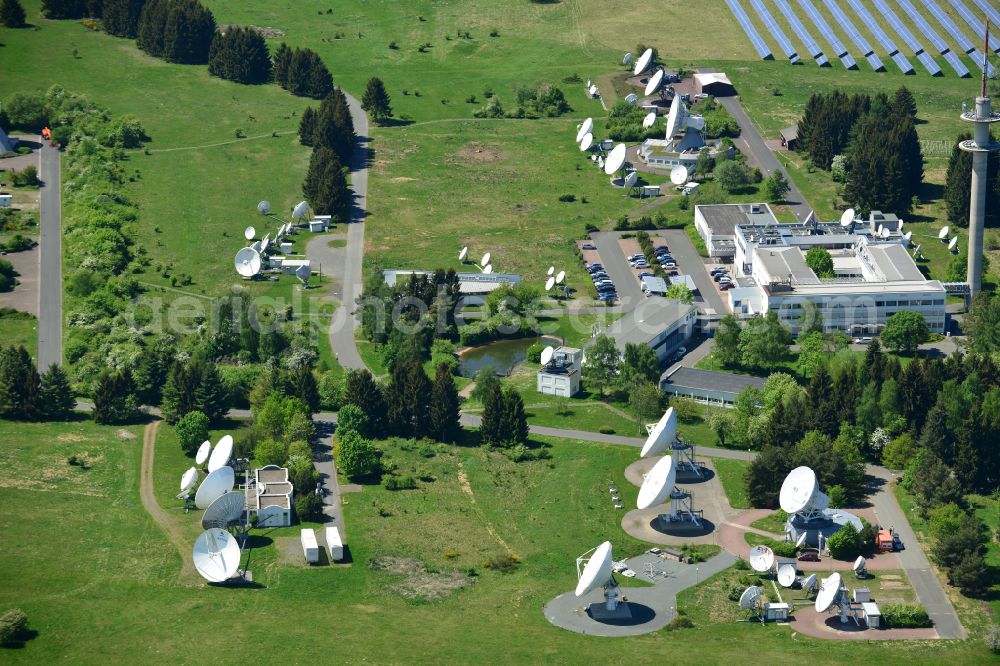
[37,142,62,369]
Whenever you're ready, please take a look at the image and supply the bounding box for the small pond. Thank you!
[458,336,560,378]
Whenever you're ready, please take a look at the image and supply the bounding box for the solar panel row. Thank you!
[916,51,943,76]
[969,0,1000,36]
[797,0,847,55]
[867,53,887,72]
[773,0,825,60]
[749,0,800,62]
[823,0,874,56]
[872,0,924,53]
[895,0,947,53]
[920,0,973,53]
[725,0,774,60]
[892,52,916,74]
[947,0,1000,54]
[846,0,900,55]
[943,50,971,78]
[842,53,859,70]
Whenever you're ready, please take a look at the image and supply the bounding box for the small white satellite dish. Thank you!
[624,93,638,105]
[623,171,639,189]
[540,345,555,366]
[202,492,246,530]
[853,556,866,573]
[295,264,311,285]
[640,407,677,457]
[459,246,468,262]
[292,200,309,220]
[795,532,807,549]
[903,230,913,241]
[260,233,271,254]
[815,573,843,613]
[637,455,676,509]
[586,79,592,87]
[576,541,614,597]
[802,573,817,592]
[840,208,855,226]
[481,252,491,267]
[545,276,555,291]
[588,84,598,97]
[604,144,627,175]
[881,227,892,238]
[623,52,633,66]
[208,435,234,474]
[579,133,594,152]
[938,226,949,239]
[948,236,958,251]
[180,467,199,494]
[738,585,762,609]
[777,563,797,588]
[556,270,566,284]
[670,165,689,186]
[244,226,256,241]
[547,266,555,276]
[642,111,657,128]
[257,200,270,215]
[749,545,775,573]
[644,69,664,97]
[597,156,605,169]
[483,264,493,274]
[576,117,594,143]
[194,466,235,510]
[234,247,262,278]
[195,440,212,466]
[193,528,241,583]
[633,47,653,75]
[876,224,884,237]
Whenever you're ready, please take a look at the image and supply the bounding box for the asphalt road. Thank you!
[589,231,643,311]
[715,96,811,222]
[660,229,728,316]
[37,143,62,369]
[329,92,369,370]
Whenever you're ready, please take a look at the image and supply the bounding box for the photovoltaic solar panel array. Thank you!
[773,0,827,64]
[726,0,773,60]
[797,0,858,69]
[749,0,800,63]
[822,0,886,71]
[921,0,994,75]
[947,0,1000,53]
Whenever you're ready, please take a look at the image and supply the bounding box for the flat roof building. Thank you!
[602,298,696,364]
[383,269,520,296]
[695,203,779,259]
[694,72,735,97]
[246,465,294,527]
[537,346,582,398]
[661,366,767,406]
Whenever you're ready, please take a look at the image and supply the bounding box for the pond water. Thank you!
[458,336,559,378]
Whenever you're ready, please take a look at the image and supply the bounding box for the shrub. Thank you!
[175,411,210,456]
[483,553,520,572]
[881,604,932,628]
[294,492,324,522]
[525,341,544,363]
[10,165,38,187]
[382,474,417,490]
[558,193,576,202]
[598,426,615,435]
[667,614,694,630]
[0,608,27,646]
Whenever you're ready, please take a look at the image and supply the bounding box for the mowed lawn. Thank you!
[0,311,38,359]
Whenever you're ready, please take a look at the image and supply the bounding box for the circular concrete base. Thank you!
[624,456,714,488]
[622,506,717,544]
[544,588,674,637]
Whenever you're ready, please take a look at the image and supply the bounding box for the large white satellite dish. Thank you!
[670,165,688,185]
[604,144,627,175]
[481,252,491,267]
[234,247,262,278]
[624,93,639,105]
[579,133,594,152]
[637,455,676,509]
[640,407,677,457]
[180,467,199,494]
[644,69,664,96]
[777,563,797,588]
[483,264,493,274]
[194,466,235,510]
[459,246,468,262]
[193,528,241,583]
[642,111,657,128]
[244,226,256,241]
[195,440,212,466]
[575,541,614,597]
[815,573,842,612]
[840,208,855,227]
[665,95,687,139]
[623,52,633,66]
[202,491,246,530]
[576,117,594,143]
[749,545,775,573]
[556,270,566,284]
[257,200,270,215]
[853,556,866,573]
[779,466,828,515]
[802,573,817,592]
[292,201,309,220]
[938,226,949,239]
[738,585,762,609]
[545,276,555,291]
[948,236,958,251]
[795,532,807,549]
[623,171,639,189]
[633,48,653,75]
[540,345,555,366]
[208,435,234,473]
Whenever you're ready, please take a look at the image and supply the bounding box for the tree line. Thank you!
[797,87,923,215]
[299,87,355,219]
[944,129,1000,229]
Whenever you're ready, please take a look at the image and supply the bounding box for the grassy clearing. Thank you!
[0,310,37,359]
[713,457,751,510]
[750,510,789,535]
[525,403,637,436]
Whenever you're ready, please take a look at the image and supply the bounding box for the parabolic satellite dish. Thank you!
[738,585,762,609]
[547,266,555,276]
[193,528,242,583]
[257,200,270,215]
[194,466,235,510]
[579,133,594,152]
[576,117,594,143]
[903,230,913,241]
[815,573,843,613]
[670,165,688,186]
[633,48,653,76]
[556,270,565,284]
[481,252,491,268]
[938,226,950,239]
[623,171,639,189]
[295,264,311,284]
[853,556,866,572]
[777,563,797,588]
[948,236,958,251]
[483,264,493,275]
[779,466,827,515]
[637,455,676,510]
[640,407,678,457]
[195,440,212,466]
[234,247,262,278]
[876,224,884,237]
[202,491,246,530]
[623,52,633,66]
[795,532,807,549]
[644,69,664,97]
[802,573,817,592]
[459,246,468,262]
[540,346,555,366]
[749,545,775,573]
[624,93,639,105]
[642,111,657,128]
[545,276,555,291]
[604,144,627,175]
[589,84,598,97]
[292,201,309,220]
[575,541,614,597]
[244,226,256,241]
[208,435,234,474]
[180,467,199,494]
[665,95,686,139]
[840,208,855,226]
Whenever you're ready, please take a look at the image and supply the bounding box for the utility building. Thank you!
[602,299,696,365]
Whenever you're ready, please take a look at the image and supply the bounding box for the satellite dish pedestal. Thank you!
[669,437,705,479]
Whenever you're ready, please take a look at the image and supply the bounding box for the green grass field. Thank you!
[0,310,37,359]
[712,457,751,510]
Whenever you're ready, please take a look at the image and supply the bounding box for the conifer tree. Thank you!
[479,381,503,446]
[500,388,529,447]
[290,366,319,414]
[298,106,317,146]
[193,361,227,422]
[429,363,460,443]
[207,26,271,84]
[101,0,145,37]
[344,368,385,438]
[136,0,168,56]
[1,0,27,27]
[40,364,76,420]
[314,88,354,164]
[272,42,292,87]
[891,86,917,119]
[92,370,137,425]
[161,0,215,65]
[361,77,392,124]
[41,0,85,19]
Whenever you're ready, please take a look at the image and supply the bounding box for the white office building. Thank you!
[602,298,697,364]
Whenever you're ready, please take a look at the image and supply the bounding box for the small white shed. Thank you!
[325,526,344,561]
[764,602,790,621]
[860,601,881,628]
[0,193,12,208]
[301,528,320,564]
[853,587,871,603]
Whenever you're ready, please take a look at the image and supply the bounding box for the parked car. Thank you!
[710,268,727,275]
[582,242,596,250]
[893,534,904,551]
[654,245,669,252]
[713,273,729,282]
[798,549,821,562]
[660,262,677,269]
[719,282,734,291]
[853,336,873,345]
[627,254,644,261]
[638,271,654,278]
